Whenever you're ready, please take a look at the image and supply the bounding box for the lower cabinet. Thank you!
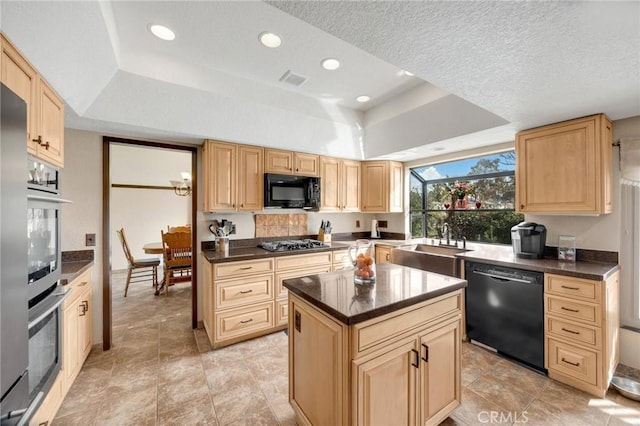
[375,244,393,265]
[31,268,93,425]
[290,290,462,426]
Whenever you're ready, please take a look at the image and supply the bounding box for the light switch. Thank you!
[85,233,96,246]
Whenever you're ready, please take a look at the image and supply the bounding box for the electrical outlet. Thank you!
[356,220,360,228]
[378,220,388,228]
[85,233,96,246]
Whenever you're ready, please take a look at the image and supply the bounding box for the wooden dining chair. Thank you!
[167,225,191,233]
[160,230,192,295]
[116,228,160,297]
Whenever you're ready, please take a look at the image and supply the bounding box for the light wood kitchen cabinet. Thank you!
[361,161,403,213]
[289,289,462,426]
[265,148,320,176]
[320,156,361,212]
[332,249,353,271]
[375,244,393,265]
[1,33,64,167]
[203,140,263,212]
[544,271,619,397]
[62,269,93,395]
[515,114,612,215]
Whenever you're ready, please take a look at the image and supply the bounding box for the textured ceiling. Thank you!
[1,1,638,162]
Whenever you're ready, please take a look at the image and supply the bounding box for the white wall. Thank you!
[60,129,103,342]
[110,144,190,270]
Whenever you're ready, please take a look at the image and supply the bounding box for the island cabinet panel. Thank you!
[288,287,463,426]
[201,255,214,340]
[289,297,348,426]
[544,271,619,398]
[515,114,612,215]
[353,339,418,426]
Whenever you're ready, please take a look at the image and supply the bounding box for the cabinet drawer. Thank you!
[275,298,288,326]
[214,258,274,280]
[355,292,461,354]
[215,301,273,342]
[275,252,332,271]
[546,274,599,302]
[547,296,600,325]
[215,274,273,310]
[275,264,332,298]
[63,270,91,308]
[548,338,598,386]
[547,316,600,348]
[332,249,350,265]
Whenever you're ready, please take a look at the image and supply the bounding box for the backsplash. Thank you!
[255,213,307,237]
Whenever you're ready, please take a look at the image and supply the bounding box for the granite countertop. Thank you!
[282,263,467,325]
[60,250,95,285]
[455,244,619,281]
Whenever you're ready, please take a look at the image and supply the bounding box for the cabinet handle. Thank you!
[82,300,89,310]
[295,310,301,332]
[240,318,253,324]
[78,281,88,287]
[561,306,579,313]
[421,343,429,362]
[561,327,580,335]
[296,168,299,172]
[239,289,253,294]
[411,349,419,368]
[79,304,86,316]
[560,285,580,290]
[238,266,253,270]
[561,357,580,367]
[240,204,243,208]
[39,421,49,426]
[32,135,50,150]
[520,204,524,210]
[386,253,390,261]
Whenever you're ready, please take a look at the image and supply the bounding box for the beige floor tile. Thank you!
[157,393,218,426]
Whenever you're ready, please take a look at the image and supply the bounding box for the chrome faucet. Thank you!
[443,223,450,246]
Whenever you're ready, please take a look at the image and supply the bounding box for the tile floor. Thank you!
[53,270,640,425]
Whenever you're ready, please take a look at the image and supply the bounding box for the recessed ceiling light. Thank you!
[259,32,282,48]
[402,70,414,76]
[432,146,445,151]
[356,95,370,103]
[149,24,175,41]
[321,58,340,70]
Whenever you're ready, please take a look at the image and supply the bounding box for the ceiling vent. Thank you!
[279,70,307,87]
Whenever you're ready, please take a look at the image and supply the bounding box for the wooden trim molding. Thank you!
[111,184,175,191]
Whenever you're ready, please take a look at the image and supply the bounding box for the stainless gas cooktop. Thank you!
[259,239,328,252]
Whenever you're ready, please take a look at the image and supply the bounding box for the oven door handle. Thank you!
[8,391,44,426]
[28,290,71,330]
[27,194,73,204]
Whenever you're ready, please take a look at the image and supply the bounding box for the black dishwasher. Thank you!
[465,261,546,373]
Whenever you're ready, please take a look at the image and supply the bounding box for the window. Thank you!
[410,151,524,244]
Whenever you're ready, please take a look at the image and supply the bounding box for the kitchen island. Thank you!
[283,263,467,426]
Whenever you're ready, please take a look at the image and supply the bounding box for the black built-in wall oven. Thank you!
[1,87,69,426]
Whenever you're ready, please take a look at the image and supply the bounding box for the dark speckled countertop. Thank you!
[282,263,467,325]
[455,244,619,281]
[202,241,353,263]
[60,250,94,285]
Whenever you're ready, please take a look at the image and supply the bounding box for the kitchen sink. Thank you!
[390,244,468,277]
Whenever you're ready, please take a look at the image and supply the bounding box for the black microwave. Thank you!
[264,173,321,211]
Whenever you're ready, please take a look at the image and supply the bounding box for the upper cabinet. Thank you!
[320,156,361,212]
[1,34,64,167]
[361,161,403,213]
[516,114,612,215]
[203,140,263,212]
[265,148,319,176]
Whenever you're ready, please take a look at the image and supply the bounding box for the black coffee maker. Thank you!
[511,222,547,259]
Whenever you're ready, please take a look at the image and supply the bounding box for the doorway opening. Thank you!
[102,136,198,350]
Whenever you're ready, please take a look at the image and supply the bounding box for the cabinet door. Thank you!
[294,152,319,176]
[37,78,64,167]
[419,317,461,426]
[361,162,388,212]
[290,298,346,426]
[516,116,605,214]
[1,35,38,154]
[204,141,236,211]
[354,338,417,426]
[63,301,80,389]
[342,160,361,212]
[265,149,293,174]
[375,246,392,265]
[389,161,403,212]
[320,156,341,211]
[201,256,214,345]
[237,145,263,211]
[79,287,92,361]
